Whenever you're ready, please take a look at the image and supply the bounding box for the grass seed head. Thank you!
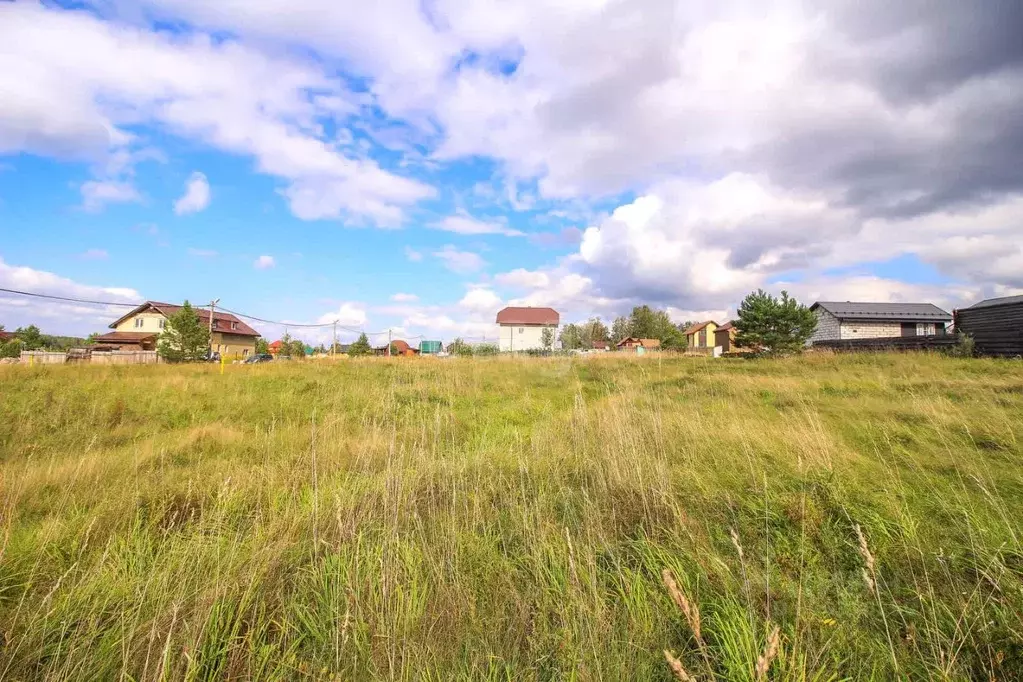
[755,625,780,680]
[730,528,745,560]
[664,649,697,682]
[662,568,702,641]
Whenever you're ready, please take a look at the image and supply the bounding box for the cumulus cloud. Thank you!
[79,248,109,260]
[80,180,141,212]
[0,257,142,333]
[432,246,485,273]
[316,302,368,328]
[404,246,424,262]
[458,287,501,315]
[253,255,275,269]
[391,292,418,302]
[0,2,434,225]
[174,172,211,215]
[432,211,524,237]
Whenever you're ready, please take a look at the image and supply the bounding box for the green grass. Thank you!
[1,353,1022,680]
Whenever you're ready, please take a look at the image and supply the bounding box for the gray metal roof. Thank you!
[966,295,1023,309]
[811,301,952,321]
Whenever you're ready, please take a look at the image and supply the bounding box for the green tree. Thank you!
[157,301,210,362]
[289,339,307,358]
[348,333,372,356]
[582,318,610,348]
[475,343,498,356]
[278,332,293,357]
[255,338,270,354]
[558,323,583,350]
[0,339,23,359]
[447,338,467,354]
[610,316,630,345]
[735,289,817,356]
[541,326,555,352]
[14,325,43,350]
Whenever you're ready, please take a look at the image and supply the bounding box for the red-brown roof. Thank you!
[592,340,608,349]
[93,331,158,343]
[616,337,661,348]
[0,330,14,342]
[109,302,260,337]
[496,306,559,325]
[717,322,735,332]
[683,320,718,336]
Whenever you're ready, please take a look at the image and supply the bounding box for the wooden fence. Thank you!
[20,350,161,365]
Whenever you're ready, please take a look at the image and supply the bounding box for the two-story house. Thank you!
[93,301,260,357]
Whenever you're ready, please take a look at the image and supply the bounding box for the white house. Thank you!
[496,306,559,352]
[809,302,952,343]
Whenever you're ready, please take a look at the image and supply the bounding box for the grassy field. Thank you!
[1,353,1022,681]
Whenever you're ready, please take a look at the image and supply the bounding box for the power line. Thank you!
[0,286,140,308]
[0,286,436,340]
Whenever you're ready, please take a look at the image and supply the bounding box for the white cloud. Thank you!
[79,248,109,260]
[391,292,418,302]
[458,287,501,314]
[174,171,211,215]
[80,180,141,212]
[432,212,524,237]
[494,268,550,290]
[253,255,275,269]
[0,3,434,225]
[187,248,218,257]
[432,245,485,273]
[0,257,142,334]
[404,246,424,262]
[316,302,368,328]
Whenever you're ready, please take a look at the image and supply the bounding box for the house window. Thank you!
[243,349,249,357]
[158,319,166,330]
[231,321,238,330]
[134,318,143,328]
[698,329,706,347]
[519,327,524,334]
[916,323,935,336]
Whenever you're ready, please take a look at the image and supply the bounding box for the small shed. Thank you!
[955,295,1023,356]
[714,322,737,351]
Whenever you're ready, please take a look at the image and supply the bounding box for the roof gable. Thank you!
[811,301,951,322]
[966,295,1023,309]
[683,320,718,336]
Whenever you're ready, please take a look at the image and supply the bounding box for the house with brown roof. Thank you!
[94,301,260,357]
[683,321,719,349]
[616,337,661,351]
[496,306,559,352]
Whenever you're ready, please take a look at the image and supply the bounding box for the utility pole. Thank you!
[208,298,220,356]
[332,321,337,357]
[387,329,392,357]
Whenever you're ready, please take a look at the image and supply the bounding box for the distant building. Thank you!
[592,340,609,351]
[616,337,661,351]
[496,306,559,352]
[94,301,260,356]
[954,295,1023,356]
[684,321,719,349]
[714,322,737,351]
[809,302,952,344]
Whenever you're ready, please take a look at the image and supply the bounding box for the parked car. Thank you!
[244,353,273,364]
[203,351,222,363]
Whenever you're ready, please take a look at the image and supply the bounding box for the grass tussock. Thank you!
[1,353,1022,680]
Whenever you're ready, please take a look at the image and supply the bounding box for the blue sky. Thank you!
[1,1,1021,343]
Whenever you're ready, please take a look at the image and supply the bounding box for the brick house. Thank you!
[809,302,952,344]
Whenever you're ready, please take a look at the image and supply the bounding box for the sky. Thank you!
[1,0,1022,345]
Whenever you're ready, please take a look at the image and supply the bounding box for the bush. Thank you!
[475,343,498,356]
[946,334,975,358]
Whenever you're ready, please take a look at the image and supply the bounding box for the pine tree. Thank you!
[157,301,210,362]
[348,332,372,356]
[735,289,817,356]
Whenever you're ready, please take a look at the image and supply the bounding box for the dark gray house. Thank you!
[809,302,952,344]
[954,296,1023,356]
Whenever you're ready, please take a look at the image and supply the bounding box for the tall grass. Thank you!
[1,353,1021,680]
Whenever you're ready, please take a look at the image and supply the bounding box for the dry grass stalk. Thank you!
[855,524,876,593]
[730,528,744,560]
[755,625,780,680]
[663,650,697,682]
[662,568,701,641]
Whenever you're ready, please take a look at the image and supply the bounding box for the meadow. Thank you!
[1,353,1022,681]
